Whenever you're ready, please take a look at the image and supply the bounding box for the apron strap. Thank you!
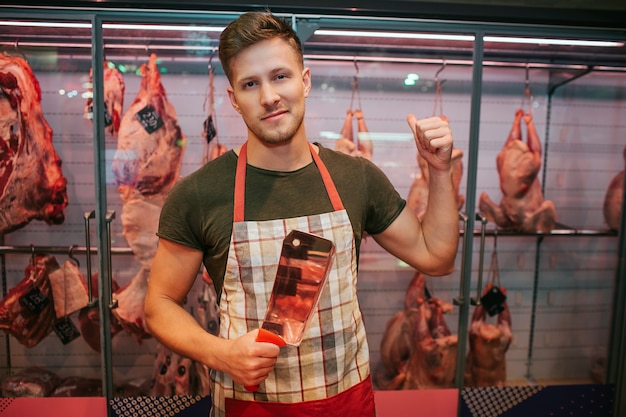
[234,142,344,222]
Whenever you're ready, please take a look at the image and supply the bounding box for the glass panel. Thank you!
[473,32,625,391]
[306,20,475,392]
[0,17,100,395]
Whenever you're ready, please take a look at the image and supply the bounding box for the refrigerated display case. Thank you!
[0,4,624,417]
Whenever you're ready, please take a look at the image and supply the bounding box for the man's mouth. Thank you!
[262,110,287,121]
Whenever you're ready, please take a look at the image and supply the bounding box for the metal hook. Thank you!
[435,59,447,81]
[30,244,36,267]
[68,244,80,267]
[353,57,359,76]
[208,49,215,71]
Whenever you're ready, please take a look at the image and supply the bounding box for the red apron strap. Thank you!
[233,142,248,223]
[308,143,344,211]
[234,142,344,223]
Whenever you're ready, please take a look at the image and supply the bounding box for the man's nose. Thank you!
[260,83,280,106]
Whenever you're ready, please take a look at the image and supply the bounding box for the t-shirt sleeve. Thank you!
[157,177,205,251]
[363,158,406,235]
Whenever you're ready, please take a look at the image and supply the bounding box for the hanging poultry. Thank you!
[465,284,512,387]
[375,272,457,390]
[479,109,556,233]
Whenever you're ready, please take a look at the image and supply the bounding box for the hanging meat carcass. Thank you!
[408,147,465,220]
[465,284,512,387]
[78,272,123,352]
[334,109,373,160]
[201,61,227,164]
[84,62,126,136]
[375,272,457,390]
[603,145,625,231]
[111,54,185,343]
[0,53,68,235]
[112,53,185,196]
[0,255,60,348]
[479,109,556,233]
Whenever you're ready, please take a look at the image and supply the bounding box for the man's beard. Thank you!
[251,108,304,146]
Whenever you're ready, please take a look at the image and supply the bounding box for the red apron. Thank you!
[211,142,373,416]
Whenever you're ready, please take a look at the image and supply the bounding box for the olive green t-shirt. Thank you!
[157,143,406,295]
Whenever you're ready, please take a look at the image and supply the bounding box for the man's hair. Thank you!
[218,11,303,83]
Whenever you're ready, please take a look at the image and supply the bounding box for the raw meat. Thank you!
[112,53,185,196]
[479,110,556,233]
[51,376,103,397]
[150,343,210,396]
[408,147,465,220]
[402,274,457,389]
[0,255,60,347]
[0,53,68,235]
[375,272,457,390]
[77,272,123,353]
[1,367,61,397]
[464,285,512,387]
[119,187,166,268]
[112,266,151,343]
[84,62,126,135]
[603,146,624,231]
[334,109,373,160]
[48,259,89,319]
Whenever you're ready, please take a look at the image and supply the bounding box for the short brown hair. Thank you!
[218,11,303,82]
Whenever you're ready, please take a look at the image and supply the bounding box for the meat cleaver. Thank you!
[245,230,335,392]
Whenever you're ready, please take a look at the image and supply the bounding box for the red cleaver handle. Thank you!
[244,328,287,392]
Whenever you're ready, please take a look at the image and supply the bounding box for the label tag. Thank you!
[19,288,50,314]
[87,105,113,127]
[136,105,164,134]
[480,285,507,317]
[53,316,81,345]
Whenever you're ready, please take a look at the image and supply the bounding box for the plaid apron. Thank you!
[210,142,373,416]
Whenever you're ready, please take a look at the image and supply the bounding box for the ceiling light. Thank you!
[0,21,225,32]
[315,29,623,47]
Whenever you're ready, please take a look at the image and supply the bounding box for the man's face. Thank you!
[227,37,311,145]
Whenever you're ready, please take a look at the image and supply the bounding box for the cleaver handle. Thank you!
[244,328,287,392]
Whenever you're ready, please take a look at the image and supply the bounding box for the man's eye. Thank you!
[276,74,286,80]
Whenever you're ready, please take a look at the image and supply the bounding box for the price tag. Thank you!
[53,316,81,345]
[203,115,217,143]
[19,288,50,314]
[480,285,507,317]
[87,105,113,127]
[135,105,164,134]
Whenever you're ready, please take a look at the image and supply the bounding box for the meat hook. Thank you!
[68,244,80,267]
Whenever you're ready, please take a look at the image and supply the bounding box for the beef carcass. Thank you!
[112,53,185,196]
[119,186,167,267]
[465,285,512,387]
[479,110,556,233]
[408,147,465,220]
[0,255,60,347]
[112,266,151,343]
[603,146,625,231]
[0,53,68,235]
[84,62,126,135]
[51,376,103,397]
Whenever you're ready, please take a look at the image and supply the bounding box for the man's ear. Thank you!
[302,67,312,98]
[227,86,242,114]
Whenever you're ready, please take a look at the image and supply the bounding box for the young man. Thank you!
[145,11,459,417]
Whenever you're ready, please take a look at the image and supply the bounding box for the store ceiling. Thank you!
[3,0,626,29]
[1,1,625,71]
